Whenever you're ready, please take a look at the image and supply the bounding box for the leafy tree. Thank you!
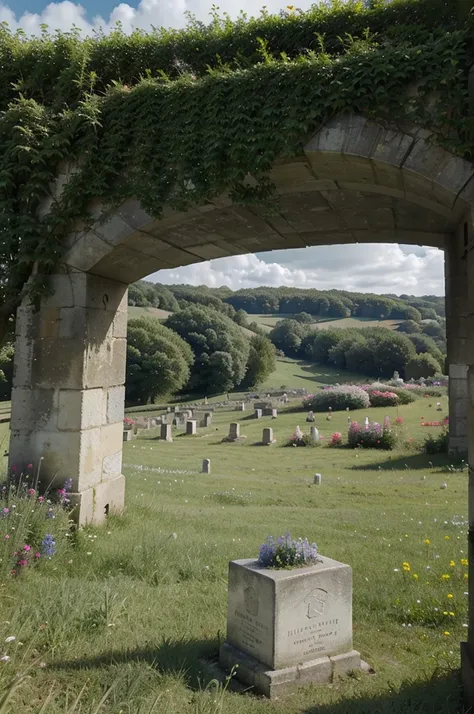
[422,321,445,339]
[305,329,343,364]
[407,333,445,369]
[0,343,14,400]
[398,320,422,334]
[294,312,313,324]
[165,306,249,393]
[405,353,441,379]
[242,335,276,388]
[269,319,309,357]
[126,318,193,404]
[370,331,415,379]
[234,309,249,327]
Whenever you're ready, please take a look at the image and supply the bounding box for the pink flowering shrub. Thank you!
[328,432,343,447]
[303,385,370,412]
[368,390,399,408]
[348,420,397,450]
[362,384,415,405]
[395,416,404,425]
[123,417,135,429]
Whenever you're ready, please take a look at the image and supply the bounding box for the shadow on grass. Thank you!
[295,362,364,387]
[302,671,463,714]
[47,636,220,689]
[350,452,465,471]
[47,640,464,712]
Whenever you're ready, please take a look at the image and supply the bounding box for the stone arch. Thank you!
[9,113,474,525]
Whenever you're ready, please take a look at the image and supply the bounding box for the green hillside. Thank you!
[251,314,402,333]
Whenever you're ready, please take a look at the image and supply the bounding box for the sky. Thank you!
[3,0,446,297]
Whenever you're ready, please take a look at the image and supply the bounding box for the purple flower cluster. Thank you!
[57,478,73,506]
[41,534,56,558]
[258,532,319,569]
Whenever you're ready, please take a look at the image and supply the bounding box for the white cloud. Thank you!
[149,244,445,296]
[1,0,310,35]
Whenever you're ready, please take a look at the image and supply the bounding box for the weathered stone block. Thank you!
[225,556,352,670]
[186,420,197,435]
[58,388,105,431]
[107,386,125,424]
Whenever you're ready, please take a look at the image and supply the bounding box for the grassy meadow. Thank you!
[249,315,402,334]
[0,366,467,714]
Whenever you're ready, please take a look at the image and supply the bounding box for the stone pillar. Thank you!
[446,226,469,455]
[9,271,127,526]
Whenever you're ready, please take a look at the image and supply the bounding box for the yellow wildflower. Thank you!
[402,562,410,567]
[412,573,419,580]
[424,539,431,545]
[449,560,456,567]
[403,565,411,572]
[441,574,450,580]
[461,559,468,566]
[447,594,453,599]
[449,611,455,617]
[464,573,468,579]
[443,631,450,636]
[445,536,450,540]
[443,611,448,615]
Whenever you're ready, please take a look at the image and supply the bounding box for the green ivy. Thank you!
[0,0,473,339]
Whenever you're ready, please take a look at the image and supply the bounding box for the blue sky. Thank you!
[2,0,444,294]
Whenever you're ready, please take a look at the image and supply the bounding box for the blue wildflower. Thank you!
[41,534,56,557]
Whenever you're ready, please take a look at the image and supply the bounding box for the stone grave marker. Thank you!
[262,427,275,445]
[255,409,263,419]
[219,556,360,697]
[310,426,320,444]
[186,420,197,435]
[306,411,315,423]
[202,458,211,474]
[229,423,240,440]
[237,402,246,412]
[314,473,322,485]
[123,430,132,442]
[204,413,212,428]
[160,424,173,442]
[271,408,278,419]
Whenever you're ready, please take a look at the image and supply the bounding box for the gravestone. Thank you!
[310,426,320,444]
[204,413,212,428]
[255,409,263,419]
[314,473,322,485]
[229,423,240,440]
[160,424,173,442]
[219,556,360,697]
[237,402,246,412]
[123,430,132,442]
[306,411,315,423]
[262,428,275,445]
[202,458,211,474]
[186,420,197,435]
[271,409,278,419]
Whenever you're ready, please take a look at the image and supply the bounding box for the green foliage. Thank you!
[0,344,14,401]
[405,353,442,380]
[165,305,249,393]
[0,1,471,336]
[364,383,416,404]
[407,333,445,366]
[348,421,398,450]
[126,317,193,404]
[398,320,422,334]
[293,311,313,324]
[423,427,449,454]
[128,282,179,311]
[242,334,276,388]
[269,319,310,357]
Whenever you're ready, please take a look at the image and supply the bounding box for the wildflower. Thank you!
[447,594,454,599]
[443,631,451,636]
[46,508,55,519]
[412,574,419,580]
[27,464,33,470]
[445,536,450,540]
[17,560,27,567]
[3,535,8,541]
[449,611,455,617]
[23,545,31,552]
[38,496,45,503]
[4,637,15,643]
[464,573,468,579]
[441,574,450,580]
[2,508,8,516]
[449,560,456,567]
[424,539,431,545]
[40,535,55,558]
[0,655,9,662]
[461,559,468,566]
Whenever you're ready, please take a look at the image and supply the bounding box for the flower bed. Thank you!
[303,385,370,412]
[348,420,397,450]
[286,426,320,447]
[362,383,415,405]
[367,390,399,407]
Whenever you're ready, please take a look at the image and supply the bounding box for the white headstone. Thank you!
[310,426,320,444]
[255,409,263,419]
[202,458,211,474]
[262,427,274,445]
[204,413,212,427]
[186,420,197,435]
[160,423,173,442]
[313,473,322,485]
[123,429,132,442]
[271,409,278,419]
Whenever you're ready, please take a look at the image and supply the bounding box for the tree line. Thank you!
[268,319,445,380]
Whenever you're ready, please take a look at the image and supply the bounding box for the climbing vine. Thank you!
[0,0,473,341]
